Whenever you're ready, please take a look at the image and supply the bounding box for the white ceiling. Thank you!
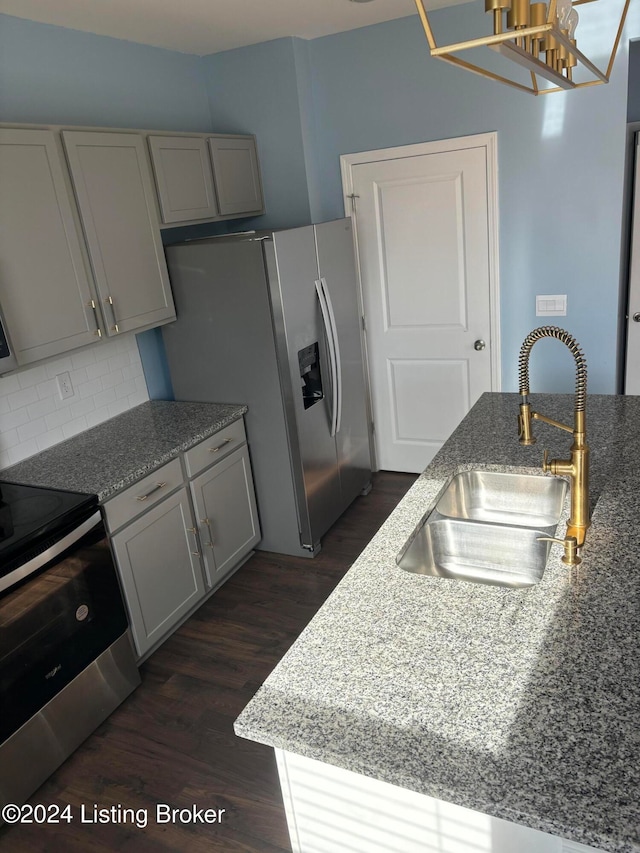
[0,0,463,56]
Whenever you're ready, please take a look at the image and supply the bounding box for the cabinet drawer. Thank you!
[102,457,183,533]
[184,418,246,479]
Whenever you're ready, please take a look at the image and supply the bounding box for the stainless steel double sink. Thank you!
[396,470,568,588]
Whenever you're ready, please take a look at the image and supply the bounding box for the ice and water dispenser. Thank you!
[298,342,324,409]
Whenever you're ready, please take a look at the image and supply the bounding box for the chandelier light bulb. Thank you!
[556,0,572,29]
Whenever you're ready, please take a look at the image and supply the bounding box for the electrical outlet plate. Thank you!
[536,294,567,317]
[56,372,74,400]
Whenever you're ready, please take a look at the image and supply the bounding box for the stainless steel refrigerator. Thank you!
[162,218,372,558]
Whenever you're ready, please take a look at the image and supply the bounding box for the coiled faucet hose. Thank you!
[518,326,587,412]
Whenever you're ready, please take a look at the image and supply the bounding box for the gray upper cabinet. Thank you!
[0,122,263,372]
[148,132,264,225]
[148,135,219,224]
[208,135,264,217]
[0,128,102,365]
[63,130,175,336]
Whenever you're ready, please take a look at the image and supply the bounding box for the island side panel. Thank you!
[274,749,604,853]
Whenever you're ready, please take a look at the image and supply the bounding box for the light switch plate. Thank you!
[536,294,567,317]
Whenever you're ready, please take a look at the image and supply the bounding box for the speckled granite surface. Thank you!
[234,392,640,853]
[0,400,247,501]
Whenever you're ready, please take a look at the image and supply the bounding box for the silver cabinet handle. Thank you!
[135,481,167,501]
[200,518,215,549]
[88,299,102,338]
[474,339,486,351]
[209,438,233,453]
[633,312,640,322]
[104,295,120,333]
[186,526,201,557]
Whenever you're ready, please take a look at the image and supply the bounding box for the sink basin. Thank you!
[436,469,567,528]
[396,470,567,588]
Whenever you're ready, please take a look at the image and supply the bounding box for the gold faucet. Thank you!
[517,326,589,566]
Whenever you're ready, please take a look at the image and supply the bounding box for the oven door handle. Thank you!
[0,510,103,595]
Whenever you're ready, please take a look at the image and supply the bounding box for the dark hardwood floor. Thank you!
[1,471,416,853]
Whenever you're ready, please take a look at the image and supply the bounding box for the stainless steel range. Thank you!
[0,480,140,808]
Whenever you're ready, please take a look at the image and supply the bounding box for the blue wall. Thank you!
[0,11,634,395]
[202,38,312,229]
[200,12,632,394]
[0,14,211,131]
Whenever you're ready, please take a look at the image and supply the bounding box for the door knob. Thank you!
[633,312,640,322]
[474,339,486,351]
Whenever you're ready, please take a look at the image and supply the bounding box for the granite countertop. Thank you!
[0,400,247,501]
[234,392,640,853]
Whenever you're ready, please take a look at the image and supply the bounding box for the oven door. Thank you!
[0,511,131,745]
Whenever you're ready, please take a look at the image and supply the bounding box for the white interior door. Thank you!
[342,135,500,473]
[625,134,640,395]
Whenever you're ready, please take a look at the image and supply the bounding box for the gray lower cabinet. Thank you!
[104,418,260,660]
[110,487,205,659]
[190,445,261,587]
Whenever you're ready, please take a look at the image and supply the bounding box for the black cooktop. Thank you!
[0,481,97,577]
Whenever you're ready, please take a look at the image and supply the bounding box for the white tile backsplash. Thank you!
[0,333,149,470]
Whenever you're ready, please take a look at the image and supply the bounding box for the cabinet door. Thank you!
[110,488,205,658]
[0,128,101,365]
[208,135,264,217]
[189,445,261,588]
[63,130,175,336]
[148,135,219,224]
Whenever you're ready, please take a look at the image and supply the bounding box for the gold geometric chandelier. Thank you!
[413,0,631,95]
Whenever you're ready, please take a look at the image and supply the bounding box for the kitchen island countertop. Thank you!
[234,392,640,853]
[0,400,247,501]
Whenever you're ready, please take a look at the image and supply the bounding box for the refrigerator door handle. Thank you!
[315,278,339,437]
[319,277,342,435]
